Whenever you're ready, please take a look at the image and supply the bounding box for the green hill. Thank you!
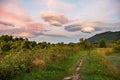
[88,31,120,43]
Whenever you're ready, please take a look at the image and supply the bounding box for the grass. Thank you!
[107,56,120,68]
[13,50,85,80]
[97,48,120,68]
[96,48,113,56]
[80,50,120,80]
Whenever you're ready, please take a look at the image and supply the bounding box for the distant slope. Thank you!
[88,31,120,43]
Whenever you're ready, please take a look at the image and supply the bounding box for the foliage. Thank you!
[99,39,107,48]
[0,53,32,80]
[0,41,11,52]
[80,50,120,80]
[114,45,120,53]
[79,38,93,50]
[0,34,119,80]
[113,40,120,53]
[0,35,13,42]
[13,51,85,80]
[0,35,81,80]
[88,31,120,43]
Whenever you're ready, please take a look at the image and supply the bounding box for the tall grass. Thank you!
[80,50,120,80]
[13,51,85,80]
[0,45,81,80]
[96,48,113,56]
[107,56,120,68]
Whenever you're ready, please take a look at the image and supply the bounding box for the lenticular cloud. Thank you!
[41,12,70,26]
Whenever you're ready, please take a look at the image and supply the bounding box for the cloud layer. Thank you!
[64,21,120,33]
[41,12,71,26]
[0,0,120,43]
[0,0,48,38]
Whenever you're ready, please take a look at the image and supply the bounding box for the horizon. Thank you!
[0,30,120,44]
[0,0,120,43]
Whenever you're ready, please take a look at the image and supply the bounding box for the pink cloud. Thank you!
[16,32,33,37]
[41,12,71,26]
[0,0,48,37]
[0,20,14,27]
[0,7,32,25]
[0,22,47,37]
[25,22,47,32]
[0,0,33,26]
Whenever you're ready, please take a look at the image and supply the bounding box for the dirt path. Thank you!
[63,56,85,80]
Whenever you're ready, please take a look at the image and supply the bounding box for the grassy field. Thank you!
[107,55,120,68]
[0,35,120,80]
[13,51,85,80]
[80,50,120,80]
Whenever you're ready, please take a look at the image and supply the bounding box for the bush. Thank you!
[114,45,120,53]
[79,38,93,50]
[0,34,81,79]
[1,43,11,52]
[99,39,107,48]
[0,53,31,80]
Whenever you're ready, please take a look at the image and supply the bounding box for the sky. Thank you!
[0,0,120,43]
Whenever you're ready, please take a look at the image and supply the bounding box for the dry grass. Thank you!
[97,48,113,56]
[96,48,120,77]
[102,56,120,76]
[80,50,120,80]
[32,58,46,68]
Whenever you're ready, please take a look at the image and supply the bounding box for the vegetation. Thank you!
[80,50,120,80]
[113,40,120,53]
[107,56,120,68]
[88,31,120,43]
[0,35,81,80]
[99,39,107,48]
[13,51,85,80]
[0,34,120,80]
[79,38,93,50]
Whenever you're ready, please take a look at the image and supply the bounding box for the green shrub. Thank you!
[99,39,107,48]
[114,45,120,53]
[1,43,11,52]
[79,38,93,50]
[0,53,31,80]
[0,34,81,80]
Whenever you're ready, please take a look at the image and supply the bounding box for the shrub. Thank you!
[0,53,31,80]
[1,43,11,52]
[79,38,93,50]
[99,39,107,48]
[0,34,82,80]
[114,45,120,53]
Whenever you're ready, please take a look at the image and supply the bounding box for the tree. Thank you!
[38,42,49,49]
[99,39,106,48]
[79,38,93,50]
[0,35,13,42]
[0,42,11,52]
[68,42,75,47]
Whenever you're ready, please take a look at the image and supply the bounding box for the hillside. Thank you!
[88,31,120,43]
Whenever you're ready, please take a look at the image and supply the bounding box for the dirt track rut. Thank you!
[63,56,85,80]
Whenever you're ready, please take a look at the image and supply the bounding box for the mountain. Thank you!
[87,31,120,43]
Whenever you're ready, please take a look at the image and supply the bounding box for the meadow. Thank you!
[80,49,120,80]
[0,35,120,80]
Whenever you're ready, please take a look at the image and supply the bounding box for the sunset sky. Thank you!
[0,0,120,43]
